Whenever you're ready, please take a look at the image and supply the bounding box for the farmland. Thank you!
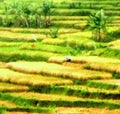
[0,0,120,113]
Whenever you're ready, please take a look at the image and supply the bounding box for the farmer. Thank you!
[66,56,71,62]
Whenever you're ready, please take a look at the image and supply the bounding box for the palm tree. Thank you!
[87,9,110,42]
[41,1,53,28]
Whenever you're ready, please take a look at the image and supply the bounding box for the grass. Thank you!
[91,48,120,59]
[30,84,120,99]
[20,42,72,54]
[87,79,120,90]
[48,56,120,64]
[55,107,120,114]
[0,82,29,92]
[0,68,73,86]
[0,92,120,109]
[0,27,79,35]
[6,61,112,80]
[0,46,58,62]
[0,41,21,47]
[0,0,120,113]
[108,40,120,50]
[0,30,46,41]
[85,62,120,74]
[51,16,88,21]
[0,100,16,108]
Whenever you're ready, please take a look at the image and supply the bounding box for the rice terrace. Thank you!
[0,0,120,113]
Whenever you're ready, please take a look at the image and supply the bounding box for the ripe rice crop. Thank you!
[11,92,80,101]
[0,68,72,86]
[85,62,120,74]
[0,100,16,108]
[55,107,120,114]
[6,61,112,80]
[49,56,120,64]
[108,40,120,50]
[87,79,120,90]
[0,82,29,92]
[0,31,46,41]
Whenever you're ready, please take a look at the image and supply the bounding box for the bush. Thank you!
[49,27,59,38]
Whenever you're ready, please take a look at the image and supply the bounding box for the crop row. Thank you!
[30,84,120,99]
[0,68,72,86]
[0,92,120,109]
[6,61,112,81]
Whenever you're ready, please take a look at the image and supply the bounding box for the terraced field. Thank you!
[0,0,120,113]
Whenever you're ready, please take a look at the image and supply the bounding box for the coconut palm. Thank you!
[87,9,110,42]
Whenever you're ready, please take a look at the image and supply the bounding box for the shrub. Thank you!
[49,27,59,38]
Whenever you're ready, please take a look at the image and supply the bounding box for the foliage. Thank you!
[41,0,54,27]
[0,108,6,114]
[108,28,120,41]
[0,0,54,28]
[49,27,59,38]
[87,80,119,90]
[30,85,120,99]
[87,9,110,42]
[91,48,120,59]
[0,92,120,109]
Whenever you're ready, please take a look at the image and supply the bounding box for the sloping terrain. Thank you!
[0,0,120,113]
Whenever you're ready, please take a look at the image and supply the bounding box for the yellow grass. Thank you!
[93,79,120,87]
[42,31,92,45]
[10,92,120,104]
[55,107,120,114]
[66,85,120,94]
[0,62,6,68]
[6,61,112,80]
[0,68,72,86]
[60,31,92,38]
[0,82,29,92]
[0,31,46,41]
[52,20,87,25]
[86,62,120,74]
[5,108,120,114]
[49,56,120,74]
[49,56,120,64]
[0,27,79,35]
[11,92,80,101]
[108,40,120,50]
[42,38,65,45]
[0,100,16,108]
[6,112,41,114]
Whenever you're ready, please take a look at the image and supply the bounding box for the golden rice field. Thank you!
[6,61,112,80]
[0,68,72,86]
[0,82,29,92]
[55,107,120,114]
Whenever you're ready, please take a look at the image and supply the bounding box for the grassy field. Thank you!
[0,0,120,113]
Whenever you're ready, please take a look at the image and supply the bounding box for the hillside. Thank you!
[0,0,120,113]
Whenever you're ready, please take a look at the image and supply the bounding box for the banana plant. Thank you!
[9,1,22,27]
[29,3,42,28]
[87,9,110,42]
[2,2,11,26]
[41,0,54,28]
